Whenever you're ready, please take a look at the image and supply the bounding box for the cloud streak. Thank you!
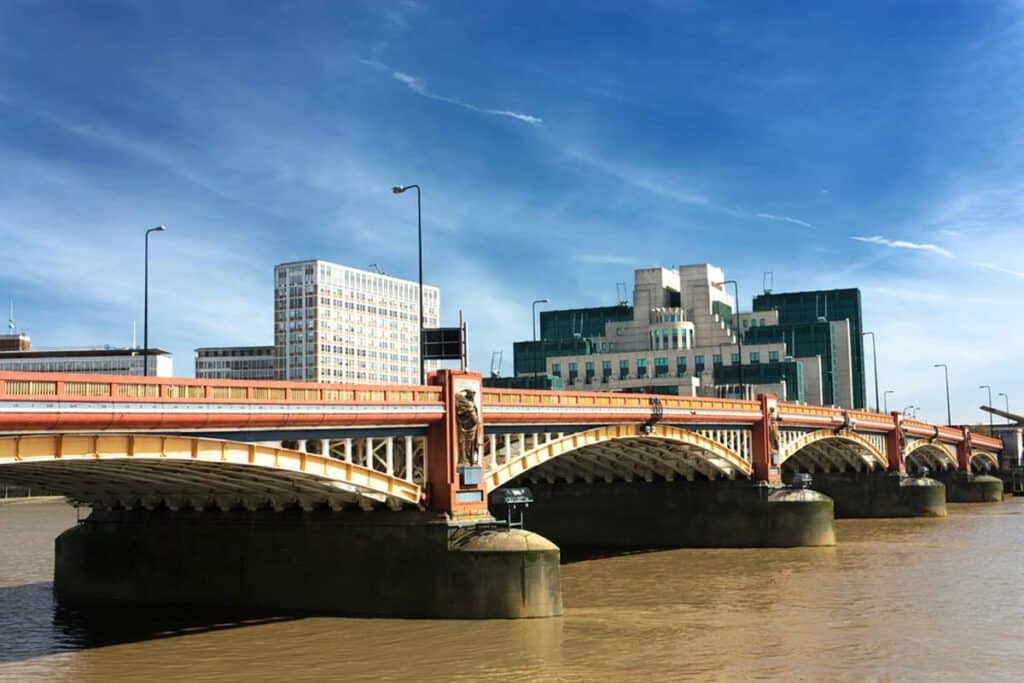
[971,261,1024,278]
[756,213,814,229]
[851,235,953,258]
[357,58,542,126]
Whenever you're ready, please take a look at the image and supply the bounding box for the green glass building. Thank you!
[751,288,865,409]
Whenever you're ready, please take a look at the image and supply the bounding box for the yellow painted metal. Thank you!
[0,434,421,507]
[485,423,752,490]
[779,429,889,470]
[903,440,958,470]
[970,450,999,469]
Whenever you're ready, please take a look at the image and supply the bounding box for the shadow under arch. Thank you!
[486,423,752,489]
[903,440,958,473]
[780,429,888,474]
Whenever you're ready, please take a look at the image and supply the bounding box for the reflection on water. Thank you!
[2,499,1023,681]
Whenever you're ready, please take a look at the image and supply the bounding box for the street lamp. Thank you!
[531,298,550,388]
[980,384,993,434]
[934,364,952,426]
[998,392,1010,426]
[714,280,742,398]
[392,184,424,385]
[902,404,917,418]
[862,331,879,412]
[883,389,894,414]
[143,225,166,377]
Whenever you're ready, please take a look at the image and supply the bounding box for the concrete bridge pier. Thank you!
[931,471,1004,503]
[791,471,947,518]
[494,480,836,549]
[54,508,562,619]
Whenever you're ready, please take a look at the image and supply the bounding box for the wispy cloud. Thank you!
[972,261,1024,278]
[851,235,953,258]
[575,254,637,265]
[356,57,542,126]
[756,212,814,229]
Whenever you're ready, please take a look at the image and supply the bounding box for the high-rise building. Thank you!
[195,345,275,380]
[503,264,862,407]
[274,260,440,384]
[750,288,865,409]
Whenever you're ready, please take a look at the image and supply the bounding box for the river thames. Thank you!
[1,499,1022,681]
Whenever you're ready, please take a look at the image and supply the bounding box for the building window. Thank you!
[619,359,630,380]
[655,357,668,377]
[695,355,705,373]
[552,363,561,377]
[568,362,579,385]
[637,358,648,379]
[676,356,687,376]
[602,360,612,383]
[731,353,740,364]
[713,354,722,366]
[769,350,779,362]
[750,352,760,364]
[585,361,595,384]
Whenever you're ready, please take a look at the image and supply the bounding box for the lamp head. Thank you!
[392,185,406,194]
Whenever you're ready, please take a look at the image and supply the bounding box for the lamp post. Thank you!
[934,364,952,426]
[980,384,993,434]
[392,184,424,385]
[998,392,1010,426]
[715,280,742,398]
[902,404,917,418]
[532,298,550,388]
[862,331,879,412]
[884,389,894,414]
[143,225,166,377]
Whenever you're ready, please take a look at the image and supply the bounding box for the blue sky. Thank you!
[1,0,1022,424]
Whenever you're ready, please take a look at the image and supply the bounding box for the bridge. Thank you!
[0,370,1004,619]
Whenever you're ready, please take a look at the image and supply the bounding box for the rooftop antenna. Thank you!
[762,271,774,294]
[616,282,628,306]
[131,320,137,349]
[368,263,385,275]
[489,350,503,378]
[7,301,14,333]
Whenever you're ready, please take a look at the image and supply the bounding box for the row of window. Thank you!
[551,350,782,378]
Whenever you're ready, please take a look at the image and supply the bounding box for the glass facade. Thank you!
[752,288,865,408]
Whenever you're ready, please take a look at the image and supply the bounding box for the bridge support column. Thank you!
[54,508,562,619]
[501,479,835,549]
[886,412,906,474]
[753,394,782,483]
[938,427,1003,502]
[796,471,946,518]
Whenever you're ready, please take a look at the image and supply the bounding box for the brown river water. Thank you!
[2,499,1023,682]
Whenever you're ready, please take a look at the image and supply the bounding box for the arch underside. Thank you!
[970,450,999,473]
[491,424,752,488]
[782,431,888,474]
[0,434,420,512]
[904,442,958,473]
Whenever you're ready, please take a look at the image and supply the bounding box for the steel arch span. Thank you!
[0,434,421,511]
[780,429,889,474]
[903,440,958,472]
[485,423,752,489]
[970,450,999,473]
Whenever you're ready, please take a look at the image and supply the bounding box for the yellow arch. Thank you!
[0,434,420,510]
[486,423,752,489]
[903,440,958,471]
[779,429,888,471]
[970,450,1000,472]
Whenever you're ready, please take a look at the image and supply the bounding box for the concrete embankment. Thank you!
[55,508,562,619]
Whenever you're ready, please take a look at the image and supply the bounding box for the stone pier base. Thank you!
[496,480,835,549]
[794,472,947,518]
[934,472,1004,503]
[54,509,562,619]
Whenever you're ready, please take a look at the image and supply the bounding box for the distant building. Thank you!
[0,343,172,376]
[274,260,440,384]
[509,264,864,407]
[0,334,30,352]
[195,345,275,380]
[750,288,865,409]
